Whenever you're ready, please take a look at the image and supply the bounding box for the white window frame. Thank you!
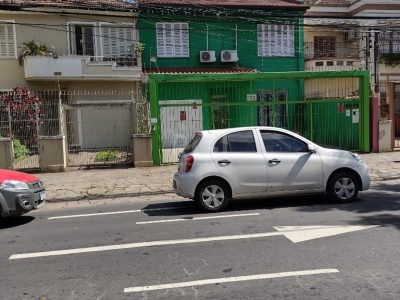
[156,22,189,58]
[99,22,136,57]
[257,24,295,57]
[66,22,98,56]
[0,20,17,59]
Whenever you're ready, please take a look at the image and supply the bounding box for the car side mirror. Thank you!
[308,144,316,154]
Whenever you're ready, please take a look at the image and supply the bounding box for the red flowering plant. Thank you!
[0,87,44,153]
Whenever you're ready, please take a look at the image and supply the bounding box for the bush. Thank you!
[13,139,30,161]
[94,150,118,162]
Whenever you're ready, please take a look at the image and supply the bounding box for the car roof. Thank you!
[201,126,293,136]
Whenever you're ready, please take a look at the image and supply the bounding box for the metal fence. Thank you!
[0,89,142,170]
[0,90,61,170]
[149,71,370,165]
[62,90,137,167]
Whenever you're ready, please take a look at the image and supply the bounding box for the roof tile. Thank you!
[144,67,257,74]
[0,0,137,10]
[138,0,307,9]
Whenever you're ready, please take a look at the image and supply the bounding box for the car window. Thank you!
[261,131,308,152]
[183,133,202,154]
[213,130,257,152]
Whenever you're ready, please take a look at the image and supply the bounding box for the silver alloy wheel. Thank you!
[202,184,225,209]
[334,177,356,200]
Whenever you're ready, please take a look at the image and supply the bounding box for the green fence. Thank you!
[149,71,370,165]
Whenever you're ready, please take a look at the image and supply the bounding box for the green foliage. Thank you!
[379,53,400,66]
[94,150,118,162]
[133,41,145,57]
[13,139,30,161]
[137,82,150,134]
[18,40,56,66]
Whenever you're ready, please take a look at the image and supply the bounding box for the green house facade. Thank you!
[138,0,308,132]
[137,1,368,163]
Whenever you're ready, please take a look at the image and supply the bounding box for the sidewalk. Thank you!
[38,152,400,203]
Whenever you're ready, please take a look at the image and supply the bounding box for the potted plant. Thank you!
[133,41,145,57]
[18,40,56,66]
[132,82,153,167]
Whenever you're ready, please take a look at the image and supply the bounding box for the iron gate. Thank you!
[150,71,370,165]
[63,100,134,167]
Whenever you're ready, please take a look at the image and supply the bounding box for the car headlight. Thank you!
[349,152,361,162]
[0,180,30,190]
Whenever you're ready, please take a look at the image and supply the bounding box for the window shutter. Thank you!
[156,22,189,58]
[156,23,165,57]
[181,23,189,57]
[258,24,294,57]
[125,27,133,55]
[102,25,134,57]
[164,23,173,57]
[0,23,15,58]
[257,24,263,56]
[7,24,15,57]
[102,26,111,56]
[0,25,6,57]
[288,25,294,56]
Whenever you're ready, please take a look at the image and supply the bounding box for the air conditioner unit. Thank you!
[200,51,216,63]
[221,50,239,62]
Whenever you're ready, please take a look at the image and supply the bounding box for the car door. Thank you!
[211,129,267,196]
[259,130,323,192]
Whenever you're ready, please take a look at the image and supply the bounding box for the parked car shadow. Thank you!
[294,181,400,230]
[0,216,35,229]
[141,194,334,217]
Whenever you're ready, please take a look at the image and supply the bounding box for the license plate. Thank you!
[40,192,47,200]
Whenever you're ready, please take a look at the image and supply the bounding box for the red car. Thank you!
[0,169,46,218]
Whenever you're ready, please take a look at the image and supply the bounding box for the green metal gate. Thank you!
[149,71,370,165]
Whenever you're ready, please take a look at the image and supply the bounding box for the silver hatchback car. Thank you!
[173,127,370,212]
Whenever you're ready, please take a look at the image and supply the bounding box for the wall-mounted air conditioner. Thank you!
[221,50,239,62]
[200,51,216,63]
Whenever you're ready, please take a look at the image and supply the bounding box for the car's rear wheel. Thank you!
[327,172,359,203]
[195,180,230,212]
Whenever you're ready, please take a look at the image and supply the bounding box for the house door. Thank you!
[211,95,228,129]
[258,90,287,128]
[69,25,95,56]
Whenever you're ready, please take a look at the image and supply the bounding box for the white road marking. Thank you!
[124,269,340,293]
[136,213,260,224]
[273,225,379,243]
[9,231,282,260]
[9,225,378,260]
[47,206,187,220]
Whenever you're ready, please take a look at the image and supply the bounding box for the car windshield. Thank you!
[183,133,202,154]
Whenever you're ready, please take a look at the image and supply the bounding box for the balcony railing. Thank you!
[24,55,141,81]
[304,42,360,60]
[88,55,138,68]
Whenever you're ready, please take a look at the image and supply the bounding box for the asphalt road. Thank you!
[1,182,399,300]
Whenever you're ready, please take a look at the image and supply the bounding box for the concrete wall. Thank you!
[0,138,14,170]
[38,136,66,172]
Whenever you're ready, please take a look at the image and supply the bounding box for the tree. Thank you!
[0,87,43,151]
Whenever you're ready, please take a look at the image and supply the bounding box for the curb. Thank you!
[44,176,400,203]
[46,189,175,203]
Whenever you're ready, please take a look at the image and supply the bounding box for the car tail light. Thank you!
[185,155,194,172]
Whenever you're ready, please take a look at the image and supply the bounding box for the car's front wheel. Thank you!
[195,180,230,212]
[327,172,359,203]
